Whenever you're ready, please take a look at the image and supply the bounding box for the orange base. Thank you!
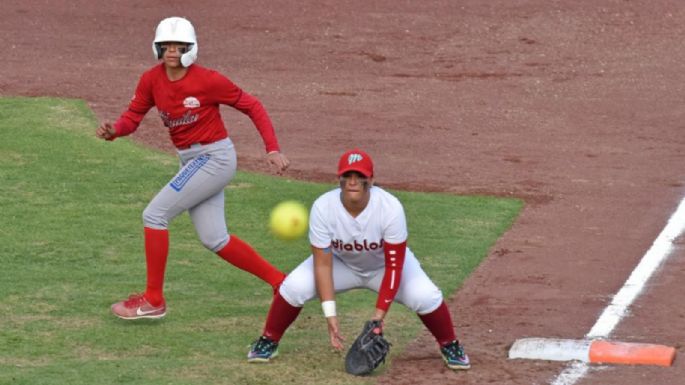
[589,340,676,366]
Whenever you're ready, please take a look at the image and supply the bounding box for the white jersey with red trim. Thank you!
[309,186,409,273]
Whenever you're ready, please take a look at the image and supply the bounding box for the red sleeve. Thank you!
[112,72,155,139]
[211,72,280,153]
[232,91,280,153]
[375,240,407,312]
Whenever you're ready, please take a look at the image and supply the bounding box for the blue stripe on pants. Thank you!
[169,154,210,192]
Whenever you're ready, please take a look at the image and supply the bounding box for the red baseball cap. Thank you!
[337,149,374,178]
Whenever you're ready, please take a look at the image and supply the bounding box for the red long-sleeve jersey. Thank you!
[112,63,280,152]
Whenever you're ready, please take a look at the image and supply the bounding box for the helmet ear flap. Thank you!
[153,42,164,59]
[180,42,197,67]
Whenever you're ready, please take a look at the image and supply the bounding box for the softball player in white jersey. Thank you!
[247,149,470,371]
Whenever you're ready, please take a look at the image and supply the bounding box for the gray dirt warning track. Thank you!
[3,1,685,384]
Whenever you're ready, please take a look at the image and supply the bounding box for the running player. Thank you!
[96,17,288,319]
[247,149,470,370]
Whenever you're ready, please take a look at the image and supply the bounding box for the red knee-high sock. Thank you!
[418,301,457,346]
[143,227,169,307]
[262,292,302,342]
[216,235,286,290]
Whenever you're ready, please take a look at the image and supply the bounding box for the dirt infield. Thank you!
[3,1,684,383]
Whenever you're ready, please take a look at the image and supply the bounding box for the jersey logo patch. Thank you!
[170,154,210,192]
[183,96,200,108]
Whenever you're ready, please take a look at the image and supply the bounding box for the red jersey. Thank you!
[113,64,280,152]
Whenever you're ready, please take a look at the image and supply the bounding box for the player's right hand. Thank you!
[96,122,116,140]
[326,316,345,351]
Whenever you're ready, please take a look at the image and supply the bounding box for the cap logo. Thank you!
[348,153,363,165]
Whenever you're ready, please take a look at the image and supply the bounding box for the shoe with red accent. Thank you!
[111,293,166,320]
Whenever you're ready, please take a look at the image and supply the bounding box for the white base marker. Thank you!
[509,338,675,366]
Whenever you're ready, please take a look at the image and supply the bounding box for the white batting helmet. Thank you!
[152,17,198,67]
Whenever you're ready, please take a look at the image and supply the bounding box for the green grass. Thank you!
[0,97,523,385]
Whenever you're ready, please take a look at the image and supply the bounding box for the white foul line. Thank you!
[550,197,685,385]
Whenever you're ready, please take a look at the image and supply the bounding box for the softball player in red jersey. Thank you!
[96,17,288,320]
[247,149,470,370]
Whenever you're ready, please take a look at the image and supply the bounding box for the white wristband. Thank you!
[321,300,336,318]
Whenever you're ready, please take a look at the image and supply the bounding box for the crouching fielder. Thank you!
[247,149,470,371]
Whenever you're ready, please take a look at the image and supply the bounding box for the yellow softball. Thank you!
[269,200,309,240]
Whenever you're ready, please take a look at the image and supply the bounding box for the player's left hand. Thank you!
[267,151,290,174]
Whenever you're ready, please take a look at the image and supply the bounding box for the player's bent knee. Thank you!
[279,275,316,307]
[405,288,444,315]
[416,289,443,314]
[201,235,229,252]
[142,207,168,228]
[416,296,444,315]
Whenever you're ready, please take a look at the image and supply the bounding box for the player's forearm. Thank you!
[313,247,335,301]
[375,241,407,311]
[113,112,144,138]
[315,268,335,301]
[232,92,280,153]
[372,308,386,321]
